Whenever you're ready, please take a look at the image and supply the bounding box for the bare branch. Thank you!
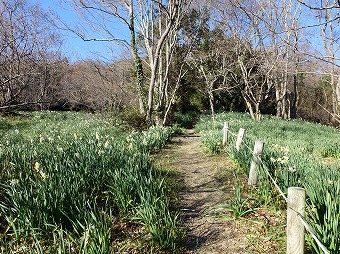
[297,0,340,10]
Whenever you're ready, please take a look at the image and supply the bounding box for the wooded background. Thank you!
[1,0,339,126]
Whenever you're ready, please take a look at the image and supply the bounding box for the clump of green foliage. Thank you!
[0,111,181,252]
[173,111,200,129]
[196,112,340,254]
[111,106,149,130]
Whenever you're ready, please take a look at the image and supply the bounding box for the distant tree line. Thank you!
[0,0,339,126]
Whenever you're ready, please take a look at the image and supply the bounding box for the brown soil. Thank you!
[156,130,285,254]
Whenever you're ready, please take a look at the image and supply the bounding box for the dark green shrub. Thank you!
[173,111,200,128]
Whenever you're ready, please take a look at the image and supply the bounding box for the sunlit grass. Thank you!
[0,111,181,252]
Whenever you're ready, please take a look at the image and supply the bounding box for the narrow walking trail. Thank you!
[159,131,251,253]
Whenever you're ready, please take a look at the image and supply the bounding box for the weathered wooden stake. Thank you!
[287,187,306,254]
[248,140,264,185]
[235,128,245,151]
[222,122,229,146]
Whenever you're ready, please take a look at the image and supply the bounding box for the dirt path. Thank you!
[155,130,285,253]
[160,131,251,253]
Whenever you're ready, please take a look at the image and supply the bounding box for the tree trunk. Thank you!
[331,74,338,122]
[146,65,158,123]
[255,102,261,121]
[283,64,289,119]
[275,82,282,118]
[145,1,181,123]
[291,21,299,120]
[129,1,145,115]
[336,77,340,117]
[290,73,298,119]
[208,89,215,122]
[244,96,255,120]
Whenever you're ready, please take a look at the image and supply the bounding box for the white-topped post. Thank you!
[248,140,264,185]
[235,128,245,151]
[287,187,306,254]
[222,122,229,146]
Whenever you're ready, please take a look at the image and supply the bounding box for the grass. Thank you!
[196,112,340,254]
[0,111,181,253]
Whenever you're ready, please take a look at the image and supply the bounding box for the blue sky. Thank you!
[29,0,335,63]
[32,0,128,62]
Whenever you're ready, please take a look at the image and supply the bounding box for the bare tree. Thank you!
[66,0,188,124]
[66,0,146,114]
[136,0,187,123]
[188,40,238,121]
[315,0,340,122]
[211,0,307,120]
[269,0,303,119]
[0,0,63,111]
[238,49,274,121]
[212,0,276,120]
[280,0,340,122]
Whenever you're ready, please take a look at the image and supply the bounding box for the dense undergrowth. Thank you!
[0,111,181,253]
[196,112,340,254]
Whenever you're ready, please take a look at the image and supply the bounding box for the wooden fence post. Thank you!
[222,122,229,146]
[248,140,264,185]
[287,187,306,254]
[235,128,245,151]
